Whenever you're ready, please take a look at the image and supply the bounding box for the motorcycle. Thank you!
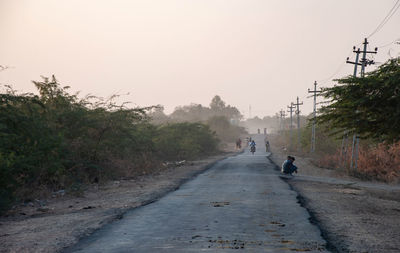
[250,145,256,154]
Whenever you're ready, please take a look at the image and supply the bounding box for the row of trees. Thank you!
[308,57,400,181]
[148,95,247,143]
[148,95,242,124]
[0,76,221,212]
[273,57,400,182]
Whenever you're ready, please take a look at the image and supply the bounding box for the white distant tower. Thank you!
[249,105,252,119]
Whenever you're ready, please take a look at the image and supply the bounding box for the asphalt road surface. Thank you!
[65,135,328,252]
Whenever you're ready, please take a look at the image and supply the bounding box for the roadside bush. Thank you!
[0,76,220,213]
[272,121,341,155]
[0,93,64,211]
[154,122,219,160]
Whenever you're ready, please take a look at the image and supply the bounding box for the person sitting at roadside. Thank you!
[281,156,298,175]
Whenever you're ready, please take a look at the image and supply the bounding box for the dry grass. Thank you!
[271,132,400,183]
[357,142,400,183]
[317,141,400,183]
[315,152,341,170]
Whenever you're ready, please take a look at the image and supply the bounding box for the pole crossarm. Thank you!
[293,97,303,115]
[346,60,363,66]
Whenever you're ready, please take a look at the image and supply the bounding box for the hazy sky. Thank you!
[1,0,399,118]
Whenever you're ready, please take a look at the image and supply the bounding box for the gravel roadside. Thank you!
[0,152,237,253]
[269,150,400,253]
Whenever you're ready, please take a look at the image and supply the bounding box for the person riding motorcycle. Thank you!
[250,140,256,154]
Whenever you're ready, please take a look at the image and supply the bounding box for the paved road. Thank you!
[65,135,328,252]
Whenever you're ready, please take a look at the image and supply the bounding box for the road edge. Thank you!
[266,153,336,253]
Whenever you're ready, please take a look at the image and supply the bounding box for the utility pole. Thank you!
[342,47,361,165]
[360,38,378,77]
[287,103,295,150]
[346,38,377,170]
[279,109,286,131]
[339,132,349,166]
[293,97,303,151]
[308,81,322,153]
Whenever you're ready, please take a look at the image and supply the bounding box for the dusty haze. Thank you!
[1,0,399,117]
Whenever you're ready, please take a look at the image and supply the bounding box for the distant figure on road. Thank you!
[264,137,270,152]
[236,138,242,149]
[250,140,256,154]
[281,156,298,175]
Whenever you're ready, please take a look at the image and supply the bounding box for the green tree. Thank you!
[170,95,242,123]
[153,122,218,160]
[210,95,226,111]
[317,57,400,142]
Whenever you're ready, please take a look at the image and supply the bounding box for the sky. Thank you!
[1,0,399,118]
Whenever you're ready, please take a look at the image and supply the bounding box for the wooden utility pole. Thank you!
[293,97,303,151]
[287,103,295,150]
[342,47,361,165]
[308,81,321,153]
[346,38,377,170]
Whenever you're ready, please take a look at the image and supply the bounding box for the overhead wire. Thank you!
[367,0,400,38]
[316,46,357,85]
[279,1,400,116]
[377,37,400,48]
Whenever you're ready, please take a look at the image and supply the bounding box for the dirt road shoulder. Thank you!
[0,152,237,253]
[269,152,400,253]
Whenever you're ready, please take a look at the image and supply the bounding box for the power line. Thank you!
[367,0,400,38]
[317,61,346,85]
[378,37,400,48]
[317,45,362,85]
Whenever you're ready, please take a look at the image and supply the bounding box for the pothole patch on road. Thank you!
[174,194,192,197]
[337,188,363,195]
[211,201,230,207]
[207,238,266,249]
[270,221,286,227]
